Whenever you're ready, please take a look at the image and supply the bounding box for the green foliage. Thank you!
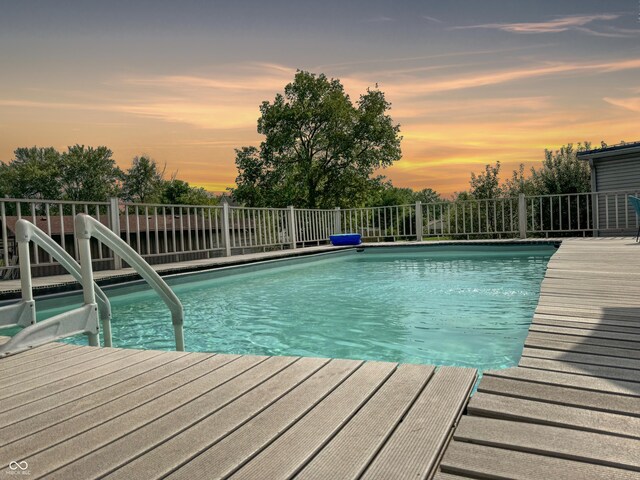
[365,183,443,208]
[161,179,217,205]
[1,147,62,199]
[470,161,503,199]
[231,70,402,208]
[1,146,217,206]
[122,156,165,203]
[529,142,591,195]
[1,145,122,202]
[59,145,122,201]
[414,188,442,205]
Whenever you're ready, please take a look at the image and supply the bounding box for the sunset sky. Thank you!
[1,0,639,197]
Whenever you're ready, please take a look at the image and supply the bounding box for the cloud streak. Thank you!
[454,13,620,34]
[603,96,640,112]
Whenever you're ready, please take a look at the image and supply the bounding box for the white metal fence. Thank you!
[1,189,639,279]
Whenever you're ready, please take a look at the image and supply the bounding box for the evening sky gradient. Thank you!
[1,0,639,196]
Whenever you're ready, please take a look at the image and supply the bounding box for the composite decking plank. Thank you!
[0,348,134,400]
[454,416,640,471]
[533,312,640,329]
[525,331,640,352]
[20,354,261,480]
[432,473,474,480]
[0,349,147,414]
[361,366,477,480]
[0,342,75,369]
[0,344,117,381]
[228,361,397,480]
[468,392,640,439]
[528,324,640,343]
[296,363,435,480]
[0,349,158,423]
[524,336,640,360]
[537,297,640,308]
[0,349,184,442]
[48,355,301,480]
[532,318,640,335]
[105,357,329,480]
[166,359,363,480]
[478,375,640,417]
[0,352,238,471]
[439,440,640,480]
[484,367,640,397]
[535,304,640,319]
[0,345,110,388]
[523,347,640,370]
[519,356,640,383]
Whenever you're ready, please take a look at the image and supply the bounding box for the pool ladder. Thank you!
[0,214,184,357]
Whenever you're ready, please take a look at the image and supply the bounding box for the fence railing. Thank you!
[1,189,639,279]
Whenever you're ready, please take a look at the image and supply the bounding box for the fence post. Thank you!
[222,201,231,257]
[518,193,527,239]
[288,206,297,249]
[334,207,342,234]
[415,201,423,241]
[109,197,122,269]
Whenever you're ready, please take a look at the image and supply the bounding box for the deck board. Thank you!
[454,416,640,471]
[165,358,363,479]
[477,375,640,417]
[296,364,434,480]
[440,441,639,480]
[229,361,398,480]
[105,356,330,480]
[361,367,476,480]
[467,392,640,439]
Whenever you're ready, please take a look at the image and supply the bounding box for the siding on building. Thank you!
[581,146,640,236]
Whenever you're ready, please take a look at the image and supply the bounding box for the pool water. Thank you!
[40,245,554,371]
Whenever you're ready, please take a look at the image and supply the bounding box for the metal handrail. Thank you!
[75,214,185,351]
[0,219,111,356]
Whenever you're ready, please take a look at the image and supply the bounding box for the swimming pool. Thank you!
[37,244,555,370]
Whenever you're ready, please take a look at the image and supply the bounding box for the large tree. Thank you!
[232,71,402,208]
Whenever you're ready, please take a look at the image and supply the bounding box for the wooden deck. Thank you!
[0,338,475,479]
[437,238,640,479]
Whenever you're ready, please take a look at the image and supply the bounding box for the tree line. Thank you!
[0,145,216,205]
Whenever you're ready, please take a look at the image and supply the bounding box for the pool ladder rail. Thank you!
[0,215,184,357]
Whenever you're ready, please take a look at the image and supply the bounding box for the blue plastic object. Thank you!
[329,233,362,246]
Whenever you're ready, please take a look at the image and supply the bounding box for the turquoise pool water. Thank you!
[40,245,554,370]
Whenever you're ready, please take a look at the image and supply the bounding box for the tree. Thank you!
[469,161,503,200]
[1,147,62,199]
[59,145,122,201]
[529,142,591,195]
[161,178,217,205]
[231,70,402,208]
[367,184,415,207]
[415,188,443,205]
[123,156,165,203]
